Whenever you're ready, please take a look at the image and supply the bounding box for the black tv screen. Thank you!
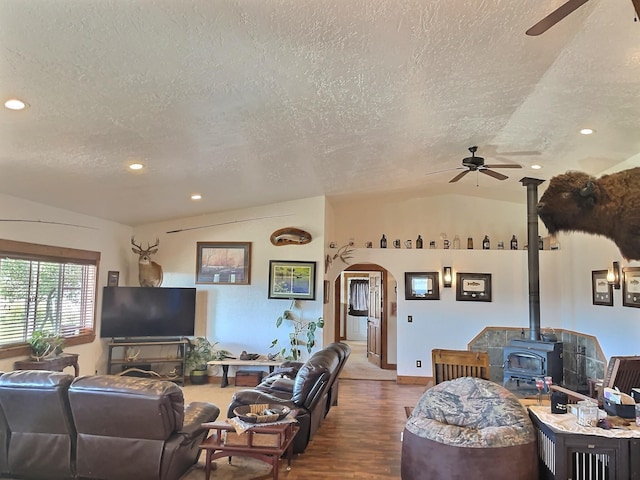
[100,287,196,339]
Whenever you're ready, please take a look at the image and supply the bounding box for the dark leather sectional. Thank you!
[227,341,351,454]
[0,370,219,480]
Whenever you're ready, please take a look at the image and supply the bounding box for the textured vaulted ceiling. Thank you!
[1,0,639,226]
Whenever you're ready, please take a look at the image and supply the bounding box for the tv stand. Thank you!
[106,338,188,384]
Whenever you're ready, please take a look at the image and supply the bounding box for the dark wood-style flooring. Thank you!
[281,379,425,479]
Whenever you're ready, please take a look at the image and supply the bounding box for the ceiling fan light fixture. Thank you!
[531,164,543,170]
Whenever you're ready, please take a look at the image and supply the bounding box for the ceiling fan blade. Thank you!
[425,166,464,176]
[494,150,540,156]
[480,169,508,181]
[483,164,522,169]
[526,0,590,36]
[449,170,470,183]
[632,0,640,19]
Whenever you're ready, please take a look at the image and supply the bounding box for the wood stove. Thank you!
[503,339,563,388]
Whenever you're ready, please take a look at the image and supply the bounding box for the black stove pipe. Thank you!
[520,177,545,342]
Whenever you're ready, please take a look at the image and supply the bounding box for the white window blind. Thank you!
[0,240,99,347]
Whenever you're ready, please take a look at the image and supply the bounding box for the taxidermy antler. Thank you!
[324,244,355,273]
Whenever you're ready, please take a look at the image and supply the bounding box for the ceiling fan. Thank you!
[444,146,522,184]
[526,0,640,36]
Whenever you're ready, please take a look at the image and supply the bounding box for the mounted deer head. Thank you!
[131,236,163,287]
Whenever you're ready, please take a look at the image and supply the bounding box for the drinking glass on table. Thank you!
[544,376,553,402]
[535,378,544,405]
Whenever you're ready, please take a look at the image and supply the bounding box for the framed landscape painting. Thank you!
[196,242,251,285]
[268,260,316,300]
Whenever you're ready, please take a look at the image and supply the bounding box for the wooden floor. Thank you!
[281,379,425,479]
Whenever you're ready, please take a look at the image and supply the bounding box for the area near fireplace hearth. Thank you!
[468,326,605,394]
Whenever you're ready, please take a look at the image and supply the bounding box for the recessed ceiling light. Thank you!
[4,98,28,110]
[191,194,202,200]
[129,163,144,170]
[580,128,594,135]
[531,164,542,170]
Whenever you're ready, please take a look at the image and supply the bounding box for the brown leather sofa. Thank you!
[0,370,220,480]
[227,341,350,453]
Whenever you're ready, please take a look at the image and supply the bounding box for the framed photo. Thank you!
[268,260,316,300]
[622,267,640,308]
[404,272,439,300]
[196,242,251,285]
[323,280,330,304]
[107,271,119,287]
[591,270,613,306]
[456,273,492,302]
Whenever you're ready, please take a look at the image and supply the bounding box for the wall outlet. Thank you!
[408,315,413,323]
[416,360,422,368]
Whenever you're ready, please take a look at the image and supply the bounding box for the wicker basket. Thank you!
[233,404,290,423]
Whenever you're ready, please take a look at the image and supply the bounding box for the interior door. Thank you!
[367,271,382,367]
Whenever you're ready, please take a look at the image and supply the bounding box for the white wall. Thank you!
[327,190,640,377]
[132,196,326,364]
[328,192,528,250]
[326,248,562,376]
[0,193,132,374]
[550,231,640,358]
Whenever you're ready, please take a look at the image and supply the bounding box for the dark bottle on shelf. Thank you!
[510,235,518,250]
[482,235,490,250]
[538,235,544,250]
[467,237,473,249]
[416,235,423,249]
[380,234,387,248]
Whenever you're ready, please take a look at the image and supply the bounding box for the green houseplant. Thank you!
[185,337,232,384]
[270,300,324,361]
[28,330,64,361]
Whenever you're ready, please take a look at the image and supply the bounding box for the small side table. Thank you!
[200,420,299,480]
[14,353,80,377]
[207,358,282,387]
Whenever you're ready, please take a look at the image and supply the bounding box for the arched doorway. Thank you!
[333,263,397,372]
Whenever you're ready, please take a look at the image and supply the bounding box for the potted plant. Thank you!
[28,331,64,361]
[185,337,232,385]
[270,300,324,361]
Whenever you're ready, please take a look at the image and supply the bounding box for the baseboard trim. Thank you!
[397,375,432,386]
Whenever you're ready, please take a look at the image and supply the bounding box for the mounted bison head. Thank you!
[537,168,640,260]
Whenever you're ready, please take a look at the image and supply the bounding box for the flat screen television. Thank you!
[100,287,196,339]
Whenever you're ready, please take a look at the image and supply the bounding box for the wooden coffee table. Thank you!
[200,420,299,480]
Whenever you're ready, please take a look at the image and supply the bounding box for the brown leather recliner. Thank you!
[0,370,76,479]
[227,342,350,454]
[0,371,220,480]
[68,374,219,480]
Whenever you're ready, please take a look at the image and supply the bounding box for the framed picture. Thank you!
[196,242,251,285]
[456,273,492,302]
[404,272,439,300]
[323,280,330,304]
[591,270,613,306]
[622,267,640,308]
[107,271,119,287]
[268,260,316,300]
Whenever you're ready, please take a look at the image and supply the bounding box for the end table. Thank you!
[14,353,80,377]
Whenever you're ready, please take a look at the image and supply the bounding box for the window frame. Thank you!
[0,239,99,359]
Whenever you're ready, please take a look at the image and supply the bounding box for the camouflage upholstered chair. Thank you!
[401,376,537,480]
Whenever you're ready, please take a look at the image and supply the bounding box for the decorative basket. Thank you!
[233,404,290,423]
